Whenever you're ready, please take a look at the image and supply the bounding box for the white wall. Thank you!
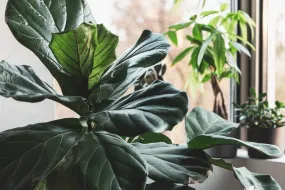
[0,0,55,131]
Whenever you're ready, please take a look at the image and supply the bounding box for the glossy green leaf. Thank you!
[146,182,195,190]
[233,167,281,190]
[89,30,170,103]
[228,34,255,50]
[186,105,280,158]
[88,81,188,136]
[208,157,281,190]
[50,23,118,90]
[213,34,226,75]
[75,131,147,190]
[0,60,88,115]
[0,119,85,190]
[169,22,193,31]
[133,143,212,184]
[50,23,97,79]
[188,134,281,157]
[190,47,201,69]
[172,47,194,65]
[239,21,248,44]
[231,42,251,57]
[198,33,216,67]
[192,24,203,41]
[0,119,147,190]
[200,10,219,17]
[5,0,95,96]
[88,24,118,89]
[226,51,241,74]
[168,31,178,46]
[185,107,238,141]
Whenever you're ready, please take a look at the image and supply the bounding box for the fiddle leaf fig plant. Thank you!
[0,0,281,190]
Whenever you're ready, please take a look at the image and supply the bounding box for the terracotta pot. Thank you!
[247,126,285,159]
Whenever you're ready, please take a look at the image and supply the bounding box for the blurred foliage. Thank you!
[167,2,255,90]
[234,88,285,128]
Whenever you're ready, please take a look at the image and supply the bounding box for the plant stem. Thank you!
[211,75,228,120]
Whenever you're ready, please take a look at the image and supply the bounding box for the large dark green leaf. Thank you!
[209,157,281,190]
[0,119,85,190]
[185,107,238,141]
[89,30,170,103]
[50,22,118,90]
[186,107,281,157]
[5,0,95,96]
[234,167,281,190]
[146,182,195,190]
[133,143,212,185]
[89,24,119,89]
[74,131,147,190]
[0,119,147,190]
[0,60,88,115]
[88,81,188,136]
[188,134,280,157]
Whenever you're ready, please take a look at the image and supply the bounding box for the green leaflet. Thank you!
[50,22,118,90]
[213,33,226,75]
[133,143,212,184]
[5,0,94,96]
[0,119,147,190]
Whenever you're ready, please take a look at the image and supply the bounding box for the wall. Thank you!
[0,0,55,131]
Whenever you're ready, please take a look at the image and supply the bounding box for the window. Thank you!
[274,0,285,103]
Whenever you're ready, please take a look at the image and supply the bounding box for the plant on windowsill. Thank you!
[0,0,281,189]
[234,88,285,159]
[166,2,255,120]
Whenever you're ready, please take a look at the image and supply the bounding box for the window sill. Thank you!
[236,148,285,163]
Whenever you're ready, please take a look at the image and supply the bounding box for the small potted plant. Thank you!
[235,88,285,159]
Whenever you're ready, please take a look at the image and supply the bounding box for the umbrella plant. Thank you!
[0,0,281,189]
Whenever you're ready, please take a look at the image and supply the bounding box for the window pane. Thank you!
[275,0,285,102]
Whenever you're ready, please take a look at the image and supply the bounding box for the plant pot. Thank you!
[247,126,285,159]
[205,129,239,158]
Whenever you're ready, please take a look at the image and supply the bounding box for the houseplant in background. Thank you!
[0,0,282,189]
[167,2,255,120]
[235,88,285,159]
[166,1,255,158]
